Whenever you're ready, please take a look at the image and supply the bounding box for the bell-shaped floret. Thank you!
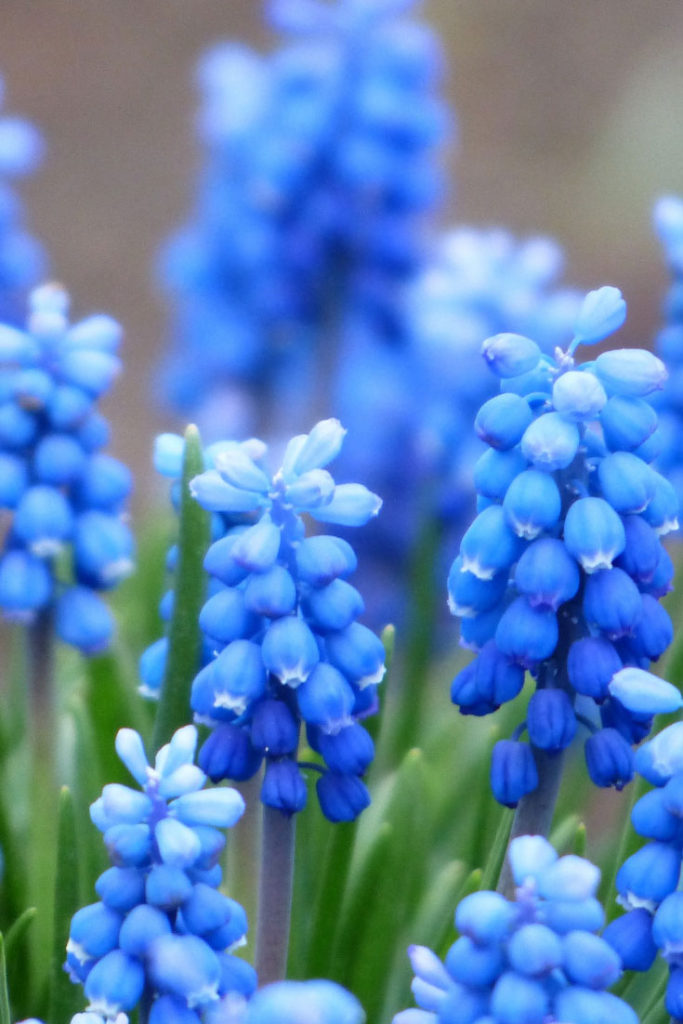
[303,578,365,632]
[455,889,517,945]
[250,700,299,756]
[14,484,74,555]
[652,892,683,966]
[632,788,682,842]
[95,866,145,912]
[190,469,267,513]
[0,548,52,620]
[67,901,123,965]
[490,972,548,1022]
[552,370,606,422]
[192,642,267,719]
[262,615,320,686]
[583,568,642,639]
[595,348,667,397]
[261,759,308,816]
[600,395,657,451]
[474,393,533,450]
[616,842,681,912]
[608,666,682,717]
[514,538,579,611]
[490,739,538,807]
[325,621,386,688]
[562,930,621,988]
[119,904,172,958]
[297,662,356,734]
[73,511,134,588]
[563,497,626,572]
[310,483,382,526]
[495,597,558,667]
[584,728,634,789]
[614,515,661,583]
[641,472,679,535]
[441,934,503,988]
[55,586,114,653]
[295,535,357,586]
[84,949,145,1015]
[473,447,528,500]
[572,285,627,346]
[0,452,27,507]
[508,835,557,885]
[231,519,282,573]
[447,557,508,617]
[503,469,561,539]
[316,772,370,822]
[507,923,563,977]
[245,979,365,1024]
[315,723,374,775]
[459,505,524,580]
[34,433,87,485]
[526,689,576,752]
[554,989,637,1024]
[627,595,673,661]
[145,865,193,910]
[147,933,221,1008]
[598,452,655,514]
[567,637,621,699]
[482,332,541,378]
[603,908,658,972]
[520,412,579,472]
[199,587,259,645]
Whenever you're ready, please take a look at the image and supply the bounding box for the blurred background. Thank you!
[1,0,683,509]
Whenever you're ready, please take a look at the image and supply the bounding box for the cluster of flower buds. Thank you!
[0,284,133,652]
[448,285,682,806]
[0,75,46,323]
[604,722,683,1020]
[65,726,256,1021]
[395,834,635,1024]
[160,0,447,441]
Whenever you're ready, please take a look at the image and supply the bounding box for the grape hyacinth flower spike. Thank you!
[187,418,384,822]
[604,721,683,1019]
[447,284,681,833]
[394,834,636,1024]
[65,724,257,1020]
[0,283,133,654]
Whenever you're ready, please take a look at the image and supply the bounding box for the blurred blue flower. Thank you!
[447,285,679,805]
[0,284,133,652]
[0,75,46,323]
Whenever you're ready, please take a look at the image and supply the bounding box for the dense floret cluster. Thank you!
[394,835,635,1024]
[160,0,447,440]
[0,76,45,323]
[0,284,133,652]
[142,420,384,822]
[604,722,683,1019]
[65,726,255,1021]
[447,285,682,806]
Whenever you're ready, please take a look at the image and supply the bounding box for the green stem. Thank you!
[497,748,566,897]
[255,806,296,984]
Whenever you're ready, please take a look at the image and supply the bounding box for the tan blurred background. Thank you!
[1,0,683,511]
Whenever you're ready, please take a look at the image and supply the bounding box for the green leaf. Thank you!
[479,805,513,891]
[0,935,9,1024]
[549,813,582,856]
[3,907,36,963]
[48,787,84,1024]
[152,424,210,752]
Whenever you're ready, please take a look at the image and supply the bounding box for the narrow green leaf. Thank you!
[436,868,482,959]
[549,813,582,856]
[3,907,36,963]
[48,787,83,1024]
[84,650,150,788]
[0,935,10,1024]
[303,819,358,980]
[479,805,513,891]
[152,424,210,752]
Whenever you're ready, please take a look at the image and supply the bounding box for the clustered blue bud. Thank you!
[65,725,256,1022]
[447,285,680,806]
[652,194,683,513]
[0,284,134,652]
[604,722,683,1019]
[159,0,447,442]
[0,75,46,323]
[142,420,384,822]
[394,834,635,1024]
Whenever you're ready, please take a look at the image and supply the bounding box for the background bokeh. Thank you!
[1,0,683,510]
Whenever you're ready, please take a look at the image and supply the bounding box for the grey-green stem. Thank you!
[255,805,296,984]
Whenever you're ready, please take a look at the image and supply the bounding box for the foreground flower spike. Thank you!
[159,0,447,440]
[65,725,257,1020]
[394,834,635,1024]
[0,284,134,652]
[652,194,683,512]
[447,284,680,809]
[604,722,683,1018]
[0,75,46,323]
[184,419,383,822]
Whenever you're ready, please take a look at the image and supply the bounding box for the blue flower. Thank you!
[447,286,679,805]
[143,421,383,822]
[395,835,634,1024]
[0,284,133,652]
[65,726,255,1019]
